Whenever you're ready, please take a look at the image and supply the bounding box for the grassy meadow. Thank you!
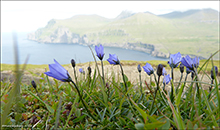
[1,48,220,129]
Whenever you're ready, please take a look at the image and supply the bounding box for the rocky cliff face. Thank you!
[27,28,170,58]
[27,27,89,44]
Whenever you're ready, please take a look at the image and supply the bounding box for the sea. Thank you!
[1,32,168,65]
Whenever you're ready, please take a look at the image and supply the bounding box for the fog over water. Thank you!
[1,32,168,65]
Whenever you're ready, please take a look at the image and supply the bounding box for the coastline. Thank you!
[26,38,171,59]
[27,38,207,60]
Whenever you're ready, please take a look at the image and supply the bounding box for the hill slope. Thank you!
[27,9,219,59]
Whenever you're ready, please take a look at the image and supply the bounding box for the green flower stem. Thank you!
[119,63,128,93]
[171,67,174,80]
[119,63,136,114]
[176,73,183,93]
[170,79,175,103]
[149,73,159,115]
[73,67,78,85]
[70,80,98,122]
[163,83,166,92]
[155,75,161,98]
[170,67,175,103]
[34,88,42,100]
[208,79,214,99]
[181,73,188,96]
[101,60,105,85]
[184,73,188,87]
[139,72,142,94]
[209,79,214,92]
[194,68,201,116]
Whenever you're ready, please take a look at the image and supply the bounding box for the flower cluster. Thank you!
[44,47,216,93]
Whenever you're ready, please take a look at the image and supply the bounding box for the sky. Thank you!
[1,1,219,33]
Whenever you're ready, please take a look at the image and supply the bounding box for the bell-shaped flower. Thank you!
[168,52,182,68]
[143,63,154,76]
[44,59,71,82]
[193,57,200,68]
[137,64,141,73]
[181,55,194,70]
[162,67,167,76]
[211,66,218,79]
[107,54,120,65]
[79,68,85,74]
[95,44,104,60]
[163,74,171,84]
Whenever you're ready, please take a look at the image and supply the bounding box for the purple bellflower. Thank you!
[79,68,85,74]
[143,63,154,76]
[162,67,167,76]
[193,57,200,68]
[95,44,104,60]
[181,55,200,71]
[44,59,71,82]
[163,74,171,84]
[168,52,182,68]
[107,54,120,65]
[181,55,194,70]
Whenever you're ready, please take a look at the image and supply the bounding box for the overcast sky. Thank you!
[1,1,219,33]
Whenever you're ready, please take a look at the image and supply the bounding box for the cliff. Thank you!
[27,9,219,59]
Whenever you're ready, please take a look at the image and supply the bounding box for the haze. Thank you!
[1,1,219,33]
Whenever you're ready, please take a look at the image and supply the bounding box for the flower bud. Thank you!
[31,80,37,89]
[211,66,218,79]
[157,64,164,77]
[179,63,184,73]
[71,59,76,68]
[186,68,191,74]
[137,64,141,73]
[87,66,92,75]
[191,72,195,79]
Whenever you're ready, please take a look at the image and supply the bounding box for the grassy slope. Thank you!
[33,9,219,59]
[1,60,219,72]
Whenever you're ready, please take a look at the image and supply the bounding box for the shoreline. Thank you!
[26,38,207,60]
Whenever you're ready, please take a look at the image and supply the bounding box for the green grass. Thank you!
[1,55,220,129]
[1,60,219,73]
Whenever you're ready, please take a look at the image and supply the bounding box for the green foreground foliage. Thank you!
[1,54,220,130]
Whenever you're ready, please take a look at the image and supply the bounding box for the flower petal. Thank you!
[193,57,200,68]
[49,64,68,80]
[107,54,119,65]
[163,74,171,84]
[181,55,193,69]
[143,63,154,75]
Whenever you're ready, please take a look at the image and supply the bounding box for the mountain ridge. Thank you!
[27,8,219,59]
